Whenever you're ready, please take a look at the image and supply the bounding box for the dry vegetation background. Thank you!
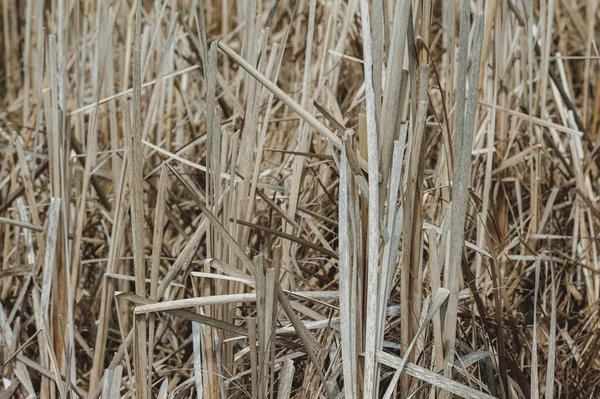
[1,0,600,398]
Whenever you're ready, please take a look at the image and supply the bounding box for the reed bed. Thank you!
[1,0,599,398]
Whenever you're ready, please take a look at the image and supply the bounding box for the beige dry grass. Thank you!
[1,0,599,398]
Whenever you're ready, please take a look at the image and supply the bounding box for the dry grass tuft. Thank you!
[1,0,599,398]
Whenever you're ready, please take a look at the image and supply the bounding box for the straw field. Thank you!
[1,0,599,398]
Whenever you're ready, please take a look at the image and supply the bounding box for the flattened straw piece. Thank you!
[125,95,148,399]
[444,12,485,380]
[537,187,559,234]
[119,292,247,335]
[157,377,168,399]
[40,198,61,321]
[276,359,295,399]
[379,0,411,199]
[296,0,318,148]
[125,105,145,299]
[400,99,428,389]
[109,366,123,398]
[381,130,407,297]
[101,368,114,399]
[15,140,44,248]
[133,291,337,314]
[339,141,357,399]
[376,350,497,399]
[192,321,203,398]
[371,0,383,116]
[148,165,168,385]
[358,0,382,395]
